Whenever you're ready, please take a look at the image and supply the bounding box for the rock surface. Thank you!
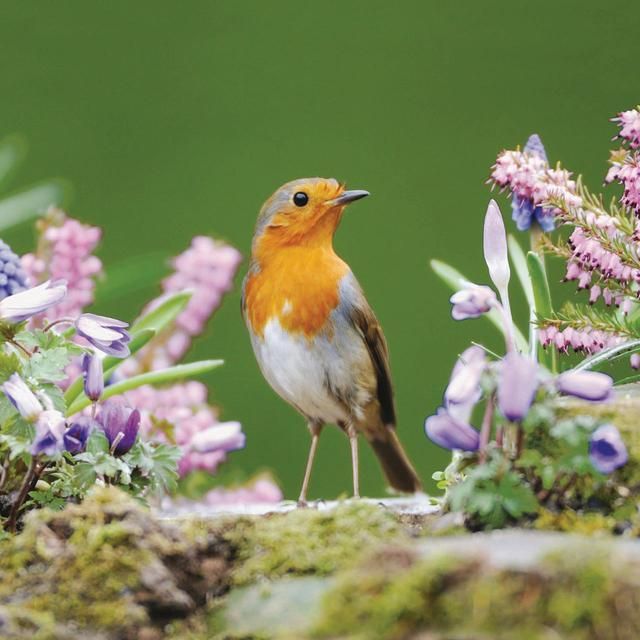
[1,487,640,639]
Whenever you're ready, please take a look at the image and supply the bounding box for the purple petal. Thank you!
[589,424,628,474]
[425,408,480,452]
[445,346,486,406]
[82,352,104,402]
[556,371,613,402]
[497,352,539,421]
[64,417,96,454]
[483,200,510,291]
[524,133,548,163]
[189,422,246,453]
[0,279,67,323]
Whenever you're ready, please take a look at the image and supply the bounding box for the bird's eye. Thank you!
[293,191,309,207]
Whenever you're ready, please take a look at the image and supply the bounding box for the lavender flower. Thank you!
[63,417,95,454]
[450,284,496,320]
[96,403,140,455]
[444,345,486,413]
[81,352,104,401]
[32,410,67,456]
[0,279,67,323]
[2,373,43,420]
[556,371,613,401]
[189,421,246,453]
[631,353,640,370]
[589,424,628,474]
[538,323,625,356]
[76,314,131,357]
[497,352,539,421]
[0,239,29,300]
[425,408,480,452]
[21,210,102,320]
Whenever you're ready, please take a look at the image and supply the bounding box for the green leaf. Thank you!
[0,135,27,189]
[63,328,156,406]
[95,253,170,302]
[0,352,21,384]
[24,347,71,383]
[0,180,68,231]
[430,259,528,351]
[125,440,180,493]
[86,430,109,455]
[66,359,224,416]
[570,338,640,373]
[527,251,556,371]
[508,236,535,307]
[130,290,192,335]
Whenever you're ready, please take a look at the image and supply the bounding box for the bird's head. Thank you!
[251,178,369,255]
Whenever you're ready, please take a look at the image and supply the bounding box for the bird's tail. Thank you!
[367,427,422,493]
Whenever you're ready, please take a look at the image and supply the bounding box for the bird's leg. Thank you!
[298,423,323,506]
[347,424,360,499]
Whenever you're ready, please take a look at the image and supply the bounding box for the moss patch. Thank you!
[312,542,640,640]
[0,487,233,639]
[221,501,407,585]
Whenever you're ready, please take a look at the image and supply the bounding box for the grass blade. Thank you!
[526,251,555,371]
[66,359,224,416]
[0,180,69,231]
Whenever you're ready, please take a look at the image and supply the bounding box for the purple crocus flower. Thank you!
[444,345,487,409]
[497,352,539,421]
[96,402,140,455]
[189,421,246,453]
[425,408,480,452]
[64,416,95,454]
[81,352,104,402]
[589,424,628,474]
[2,373,43,421]
[556,371,613,402]
[32,410,67,456]
[0,279,67,323]
[75,313,131,357]
[450,284,497,320]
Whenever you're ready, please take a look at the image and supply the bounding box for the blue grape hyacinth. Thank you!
[0,239,28,300]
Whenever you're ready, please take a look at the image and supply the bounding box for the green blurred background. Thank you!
[0,1,638,498]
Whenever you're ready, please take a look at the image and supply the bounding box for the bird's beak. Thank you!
[325,189,370,207]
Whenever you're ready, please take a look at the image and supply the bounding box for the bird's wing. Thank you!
[338,272,396,427]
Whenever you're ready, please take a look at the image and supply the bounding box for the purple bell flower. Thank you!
[497,352,539,421]
[589,424,628,474]
[31,410,67,456]
[96,402,140,455]
[450,283,497,320]
[81,352,104,402]
[64,416,95,455]
[556,371,613,402]
[425,408,480,452]
[2,373,43,421]
[75,313,131,357]
[0,279,67,323]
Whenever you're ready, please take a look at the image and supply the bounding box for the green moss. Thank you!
[222,502,406,585]
[534,508,617,535]
[312,544,640,640]
[0,486,233,638]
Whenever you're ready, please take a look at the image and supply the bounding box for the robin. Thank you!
[242,178,422,502]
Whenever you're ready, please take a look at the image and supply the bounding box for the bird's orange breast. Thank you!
[244,246,349,340]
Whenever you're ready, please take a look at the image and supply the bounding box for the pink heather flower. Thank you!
[490,138,581,231]
[122,236,242,376]
[612,108,640,150]
[539,324,625,355]
[120,381,244,476]
[21,208,102,320]
[606,152,640,215]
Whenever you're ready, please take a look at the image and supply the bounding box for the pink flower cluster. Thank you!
[199,478,283,506]
[539,325,625,355]
[21,208,102,319]
[613,108,640,149]
[123,236,242,375]
[490,147,582,216]
[563,211,639,310]
[606,108,640,215]
[122,381,244,476]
